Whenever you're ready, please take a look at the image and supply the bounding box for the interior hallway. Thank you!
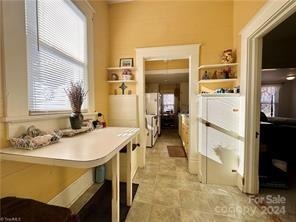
[127,130,271,222]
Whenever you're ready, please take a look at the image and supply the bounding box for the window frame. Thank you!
[26,0,89,114]
[2,0,95,121]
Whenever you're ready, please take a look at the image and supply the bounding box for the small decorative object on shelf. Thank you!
[65,81,88,130]
[92,112,106,129]
[122,69,132,80]
[202,70,210,80]
[215,88,226,93]
[221,49,235,64]
[212,70,217,79]
[128,90,132,95]
[119,58,133,67]
[111,73,119,80]
[233,86,240,93]
[114,89,118,95]
[119,82,128,94]
[220,67,234,79]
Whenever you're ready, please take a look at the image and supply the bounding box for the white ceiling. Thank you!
[145,72,189,84]
[262,68,296,83]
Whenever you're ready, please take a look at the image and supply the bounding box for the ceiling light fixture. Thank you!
[286,75,295,81]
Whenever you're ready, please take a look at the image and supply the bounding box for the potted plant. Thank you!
[65,81,88,129]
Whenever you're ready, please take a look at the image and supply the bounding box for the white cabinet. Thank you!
[108,95,138,127]
[198,95,240,185]
[204,97,240,133]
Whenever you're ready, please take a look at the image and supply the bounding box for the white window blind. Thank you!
[25,0,88,113]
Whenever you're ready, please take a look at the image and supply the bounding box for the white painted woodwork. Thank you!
[112,153,120,222]
[198,63,238,70]
[107,80,137,83]
[198,79,238,84]
[107,67,136,71]
[107,96,139,183]
[145,68,189,75]
[198,96,240,186]
[136,44,200,173]
[206,97,240,134]
[126,142,132,206]
[205,126,239,185]
[108,95,138,127]
[48,169,94,208]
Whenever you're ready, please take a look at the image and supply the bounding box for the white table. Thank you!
[0,127,140,222]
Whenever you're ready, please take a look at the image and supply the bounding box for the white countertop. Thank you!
[0,127,140,168]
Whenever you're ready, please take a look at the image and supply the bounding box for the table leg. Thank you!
[112,153,120,222]
[126,141,132,206]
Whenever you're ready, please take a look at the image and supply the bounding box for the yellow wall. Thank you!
[0,1,109,203]
[91,0,110,121]
[0,0,267,203]
[0,0,6,149]
[233,0,267,64]
[145,59,189,70]
[109,1,234,66]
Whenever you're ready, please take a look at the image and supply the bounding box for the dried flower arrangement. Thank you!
[65,81,88,113]
[65,81,88,129]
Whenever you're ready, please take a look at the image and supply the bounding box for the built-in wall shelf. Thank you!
[106,67,136,71]
[107,80,137,83]
[198,78,238,84]
[198,63,238,70]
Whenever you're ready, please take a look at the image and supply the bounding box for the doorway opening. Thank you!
[135,44,200,174]
[144,59,189,155]
[258,11,296,222]
[240,0,296,195]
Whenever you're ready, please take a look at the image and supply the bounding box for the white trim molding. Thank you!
[48,169,94,208]
[145,68,189,75]
[240,0,296,194]
[135,44,200,173]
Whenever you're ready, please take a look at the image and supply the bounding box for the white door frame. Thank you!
[240,0,296,194]
[136,44,200,173]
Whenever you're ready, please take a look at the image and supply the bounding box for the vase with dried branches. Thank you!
[65,81,88,129]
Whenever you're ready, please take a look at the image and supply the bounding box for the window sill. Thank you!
[2,112,98,124]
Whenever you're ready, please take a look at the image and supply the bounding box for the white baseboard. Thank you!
[48,169,94,208]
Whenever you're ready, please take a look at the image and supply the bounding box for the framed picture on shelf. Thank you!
[119,58,133,67]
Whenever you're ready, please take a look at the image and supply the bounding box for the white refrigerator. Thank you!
[146,93,161,135]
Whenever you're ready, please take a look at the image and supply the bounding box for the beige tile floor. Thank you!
[260,178,296,222]
[126,129,273,222]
